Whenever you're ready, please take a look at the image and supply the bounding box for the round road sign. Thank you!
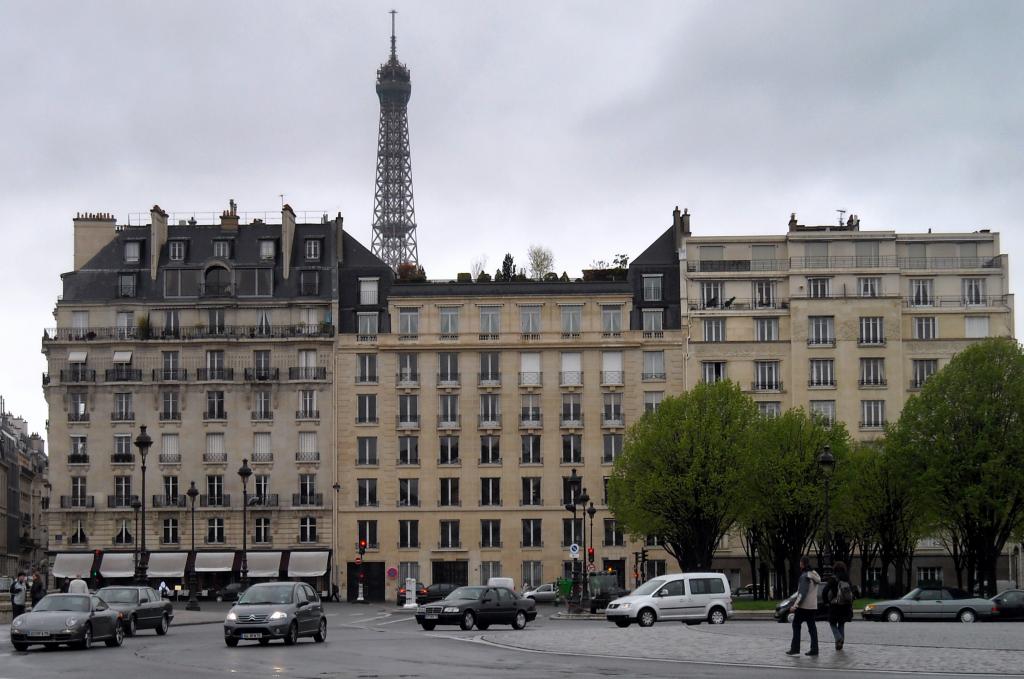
[387,567,398,579]
[569,543,580,555]
[354,556,362,566]
[587,563,596,572]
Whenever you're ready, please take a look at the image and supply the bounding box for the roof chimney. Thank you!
[220,199,239,230]
[788,212,799,230]
[72,211,117,270]
[282,204,296,279]
[336,212,345,265]
[150,204,168,281]
[672,206,690,251]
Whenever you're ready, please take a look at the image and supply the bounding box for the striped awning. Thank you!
[52,552,95,579]
[194,551,236,573]
[68,351,88,363]
[99,553,134,578]
[147,552,188,578]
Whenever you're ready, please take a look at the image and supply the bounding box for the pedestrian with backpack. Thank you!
[822,561,854,650]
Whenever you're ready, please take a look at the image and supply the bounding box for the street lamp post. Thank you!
[586,501,597,571]
[133,426,152,583]
[563,468,588,609]
[185,481,200,611]
[131,497,142,575]
[817,444,836,578]
[577,486,590,607]
[332,482,341,600]
[238,459,252,590]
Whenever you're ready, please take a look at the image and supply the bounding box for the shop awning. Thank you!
[147,552,188,578]
[112,350,133,363]
[287,551,329,577]
[246,552,282,578]
[194,551,236,573]
[68,351,88,363]
[52,552,96,579]
[99,553,135,578]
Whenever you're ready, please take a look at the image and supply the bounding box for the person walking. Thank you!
[29,570,47,607]
[822,561,855,650]
[11,572,28,618]
[787,556,821,656]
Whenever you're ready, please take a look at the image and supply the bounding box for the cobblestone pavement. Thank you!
[482,620,1024,675]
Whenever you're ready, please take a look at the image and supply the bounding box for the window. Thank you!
[910,279,934,306]
[208,308,225,334]
[299,517,317,543]
[298,389,317,418]
[754,361,780,390]
[253,474,269,500]
[810,400,836,425]
[69,391,87,420]
[399,436,419,465]
[644,391,663,413]
[113,520,133,545]
[520,352,541,386]
[604,519,625,547]
[914,316,937,340]
[603,433,623,463]
[703,318,725,342]
[213,240,231,259]
[439,520,460,548]
[965,316,990,338]
[253,390,271,420]
[305,239,321,261]
[481,478,501,506]
[807,277,830,299]
[438,352,459,383]
[357,479,378,507]
[603,392,624,425]
[643,351,665,380]
[861,400,886,428]
[520,305,541,334]
[561,434,582,463]
[298,432,318,460]
[753,280,776,308]
[439,394,459,425]
[562,518,583,547]
[522,561,543,589]
[521,434,541,464]
[357,520,377,549]
[642,309,664,332]
[702,361,726,384]
[207,518,225,544]
[163,475,179,501]
[701,281,723,308]
[162,518,179,545]
[118,273,136,297]
[480,561,502,583]
[809,359,835,387]
[399,520,419,549]
[479,306,501,336]
[356,354,377,383]
[114,434,132,461]
[124,241,141,263]
[206,349,226,378]
[962,278,985,305]
[399,562,420,583]
[643,275,663,301]
[398,394,419,426]
[299,270,319,296]
[480,435,500,464]
[602,305,622,334]
[206,473,224,503]
[169,241,185,261]
[357,313,378,336]
[259,240,275,260]
[560,305,582,335]
[561,393,582,425]
[480,519,501,547]
[560,352,582,386]
[160,434,179,463]
[805,241,829,266]
[521,478,542,506]
[520,519,544,549]
[397,353,417,383]
[114,476,132,504]
[859,317,884,345]
[808,316,834,345]
[858,277,881,298]
[70,435,88,458]
[758,402,782,418]
[254,517,271,544]
[205,391,225,419]
[439,436,459,464]
[359,278,379,305]
[911,359,938,388]
[357,437,378,465]
[755,318,778,342]
[399,478,419,507]
[439,478,460,506]
[480,352,500,383]
[439,307,460,336]
[398,308,419,336]
[917,567,943,587]
[356,394,377,423]
[860,358,886,386]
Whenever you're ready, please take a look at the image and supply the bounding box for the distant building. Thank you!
[0,400,48,577]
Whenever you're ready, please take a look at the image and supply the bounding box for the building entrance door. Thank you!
[431,560,469,586]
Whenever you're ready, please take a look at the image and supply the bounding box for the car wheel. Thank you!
[77,624,92,650]
[615,620,631,628]
[637,608,657,627]
[127,615,137,636]
[225,637,238,647]
[460,610,476,631]
[12,642,28,652]
[958,609,977,624]
[512,610,528,630]
[313,618,327,643]
[420,622,436,631]
[155,613,169,636]
[283,622,299,646]
[105,622,125,647]
[885,608,903,623]
[708,607,726,625]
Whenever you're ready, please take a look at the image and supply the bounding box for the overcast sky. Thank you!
[1,0,1021,447]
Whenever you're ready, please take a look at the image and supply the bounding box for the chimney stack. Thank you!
[72,212,117,270]
[220,199,239,230]
[336,212,345,265]
[150,204,168,281]
[282,204,296,279]
[672,206,691,250]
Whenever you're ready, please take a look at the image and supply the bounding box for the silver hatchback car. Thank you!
[223,582,327,646]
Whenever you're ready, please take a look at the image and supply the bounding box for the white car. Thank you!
[605,572,733,627]
[523,583,559,604]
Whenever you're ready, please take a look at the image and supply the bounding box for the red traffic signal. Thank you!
[587,547,595,563]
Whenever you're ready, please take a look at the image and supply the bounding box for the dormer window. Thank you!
[213,240,232,259]
[124,241,141,264]
[259,240,276,261]
[118,273,136,298]
[305,239,321,261]
[169,241,186,262]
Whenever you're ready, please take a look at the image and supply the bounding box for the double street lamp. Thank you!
[186,481,200,611]
[564,468,590,608]
[238,459,252,590]
[817,444,836,578]
[133,426,152,584]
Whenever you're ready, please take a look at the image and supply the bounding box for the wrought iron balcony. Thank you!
[105,367,143,382]
[158,452,181,464]
[152,494,187,508]
[202,452,228,464]
[519,411,542,428]
[244,368,279,381]
[292,493,324,507]
[395,372,417,386]
[59,368,96,383]
[60,495,94,509]
[68,412,90,423]
[478,372,501,387]
[249,493,279,507]
[68,453,90,465]
[296,409,320,420]
[750,381,783,392]
[560,413,584,428]
[152,369,188,381]
[111,411,135,422]
[197,368,234,381]
[107,494,139,509]
[251,451,274,463]
[289,366,327,380]
[250,410,273,421]
[110,454,135,464]
[600,371,624,386]
[159,411,182,421]
[295,450,321,463]
[199,494,231,507]
[437,372,461,386]
[518,372,542,387]
[396,415,421,430]
[559,371,583,387]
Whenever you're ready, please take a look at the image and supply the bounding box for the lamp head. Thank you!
[238,459,253,483]
[186,481,199,500]
[134,426,153,458]
[817,444,836,476]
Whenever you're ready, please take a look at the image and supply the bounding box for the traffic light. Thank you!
[91,549,102,578]
[587,546,595,564]
[357,571,365,581]
[358,539,367,556]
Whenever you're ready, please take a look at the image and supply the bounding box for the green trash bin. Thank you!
[556,577,573,598]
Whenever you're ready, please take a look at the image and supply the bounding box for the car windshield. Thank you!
[901,588,923,600]
[446,587,487,600]
[33,595,90,612]
[98,588,139,604]
[237,584,293,605]
[631,579,667,596]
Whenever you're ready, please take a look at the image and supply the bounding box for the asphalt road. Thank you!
[1,604,1021,678]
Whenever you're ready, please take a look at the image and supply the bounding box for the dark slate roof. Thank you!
[631,225,677,266]
[388,280,631,298]
[341,230,389,269]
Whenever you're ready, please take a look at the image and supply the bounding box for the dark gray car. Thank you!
[97,586,174,636]
[223,582,326,646]
[10,594,124,651]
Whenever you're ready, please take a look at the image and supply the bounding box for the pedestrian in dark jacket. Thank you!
[787,556,821,656]
[821,561,854,650]
[11,572,28,617]
[29,570,46,607]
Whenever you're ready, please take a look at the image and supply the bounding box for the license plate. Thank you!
[29,632,50,638]
[424,614,438,620]
[241,633,262,639]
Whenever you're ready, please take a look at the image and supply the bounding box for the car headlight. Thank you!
[268,611,288,621]
[864,604,875,611]
[225,612,237,621]
[618,603,631,609]
[12,617,24,627]
[442,606,460,613]
[65,617,79,627]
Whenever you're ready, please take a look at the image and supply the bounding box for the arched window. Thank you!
[204,267,231,296]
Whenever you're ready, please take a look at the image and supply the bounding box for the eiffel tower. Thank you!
[370,10,419,271]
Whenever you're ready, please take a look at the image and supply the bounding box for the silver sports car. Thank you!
[862,587,995,623]
[10,593,125,651]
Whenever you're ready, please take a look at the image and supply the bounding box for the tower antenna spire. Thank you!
[390,9,397,60]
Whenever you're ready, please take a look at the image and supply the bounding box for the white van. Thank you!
[605,572,732,627]
[486,577,516,591]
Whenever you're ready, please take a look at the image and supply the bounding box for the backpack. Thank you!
[830,579,853,606]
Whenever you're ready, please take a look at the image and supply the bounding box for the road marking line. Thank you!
[374,616,415,626]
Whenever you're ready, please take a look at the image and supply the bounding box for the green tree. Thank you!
[890,338,1024,597]
[608,381,759,571]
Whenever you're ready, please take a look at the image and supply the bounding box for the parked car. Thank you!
[605,572,733,627]
[733,584,757,598]
[397,582,427,606]
[216,582,245,602]
[97,586,174,636]
[418,583,460,605]
[523,582,559,604]
[862,587,995,623]
[415,586,537,631]
[773,590,830,623]
[588,573,630,613]
[991,590,1024,620]
[223,582,327,647]
[10,593,124,651]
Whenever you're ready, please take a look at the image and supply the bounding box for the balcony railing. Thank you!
[520,411,542,427]
[437,415,461,429]
[60,495,94,509]
[480,541,503,548]
[807,338,836,347]
[355,373,379,385]
[751,381,783,392]
[560,413,584,428]
[292,493,323,507]
[203,452,228,464]
[438,541,463,549]
[808,379,836,388]
[478,373,501,387]
[687,259,790,273]
[688,298,789,311]
[902,294,1010,308]
[152,494,187,508]
[559,371,583,387]
[251,451,274,464]
[249,494,279,507]
[296,409,320,420]
[250,410,273,421]
[642,372,667,381]
[858,337,887,347]
[68,412,90,422]
[200,494,231,507]
[105,367,143,382]
[858,420,888,430]
[518,372,542,387]
[45,324,336,342]
[107,494,140,509]
[159,411,182,421]
[59,368,96,383]
[152,369,188,381]
[602,413,625,427]
[396,415,421,429]
[478,414,501,429]
[158,452,181,464]
[204,410,227,421]
[858,378,888,387]
[289,366,327,380]
[394,372,417,386]
[295,450,321,463]
[437,372,460,386]
[297,534,319,544]
[111,411,135,422]
[244,368,279,381]
[68,453,90,465]
[792,255,899,269]
[197,368,234,381]
[600,371,624,386]
[110,454,135,464]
